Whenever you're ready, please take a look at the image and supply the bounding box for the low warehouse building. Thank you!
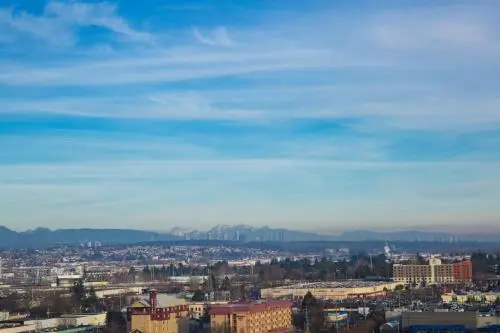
[402,312,477,330]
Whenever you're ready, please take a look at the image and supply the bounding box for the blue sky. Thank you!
[1,0,500,233]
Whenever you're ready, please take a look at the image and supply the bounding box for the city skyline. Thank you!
[1,0,500,231]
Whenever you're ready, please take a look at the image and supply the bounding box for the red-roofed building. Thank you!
[127,290,189,333]
[210,300,293,333]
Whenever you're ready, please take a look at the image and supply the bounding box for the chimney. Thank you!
[149,289,157,311]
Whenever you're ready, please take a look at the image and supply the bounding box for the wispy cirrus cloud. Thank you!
[0,3,498,131]
[0,1,151,46]
[3,88,500,131]
[1,156,499,230]
[192,26,232,46]
[1,1,500,230]
[368,5,500,53]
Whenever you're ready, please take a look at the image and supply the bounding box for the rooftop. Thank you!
[263,280,395,290]
[135,293,187,308]
[210,300,292,315]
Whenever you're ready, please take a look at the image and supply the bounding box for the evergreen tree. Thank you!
[70,280,86,308]
[192,290,206,302]
[104,311,127,333]
[221,276,231,291]
[300,292,325,333]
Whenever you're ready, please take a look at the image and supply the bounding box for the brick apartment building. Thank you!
[210,300,293,333]
[393,258,472,284]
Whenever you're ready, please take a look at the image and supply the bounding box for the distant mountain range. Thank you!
[173,225,500,242]
[0,224,498,248]
[170,224,331,242]
[0,226,180,248]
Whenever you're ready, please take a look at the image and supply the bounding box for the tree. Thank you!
[28,305,49,318]
[300,292,325,333]
[192,290,206,302]
[366,309,386,333]
[189,276,201,291]
[103,311,127,333]
[318,269,328,281]
[221,277,231,291]
[410,279,417,289]
[415,253,426,265]
[394,284,404,291]
[0,292,22,311]
[70,280,86,309]
[69,281,103,313]
[140,266,151,281]
[210,274,218,291]
[82,287,100,313]
[46,292,72,316]
[230,284,247,300]
[213,261,230,276]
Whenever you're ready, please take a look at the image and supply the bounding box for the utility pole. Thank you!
[305,306,310,333]
[208,266,211,291]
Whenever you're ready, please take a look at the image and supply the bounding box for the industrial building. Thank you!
[393,258,472,284]
[127,290,189,333]
[402,312,477,330]
[0,313,106,333]
[401,311,500,331]
[210,300,293,333]
[261,281,399,300]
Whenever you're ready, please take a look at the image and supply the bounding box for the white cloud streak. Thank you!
[3,89,500,131]
[1,158,498,182]
[192,26,232,46]
[1,2,500,230]
[0,1,151,46]
[0,2,499,131]
[369,6,499,52]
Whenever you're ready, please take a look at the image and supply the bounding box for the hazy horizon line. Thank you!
[3,223,500,236]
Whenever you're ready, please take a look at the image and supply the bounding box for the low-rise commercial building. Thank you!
[261,281,398,300]
[401,312,477,330]
[401,311,500,330]
[189,301,229,320]
[0,313,106,333]
[210,300,293,333]
[441,292,500,304]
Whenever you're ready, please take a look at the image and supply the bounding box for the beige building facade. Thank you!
[261,282,399,300]
[210,300,293,333]
[128,290,189,333]
[393,258,472,284]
